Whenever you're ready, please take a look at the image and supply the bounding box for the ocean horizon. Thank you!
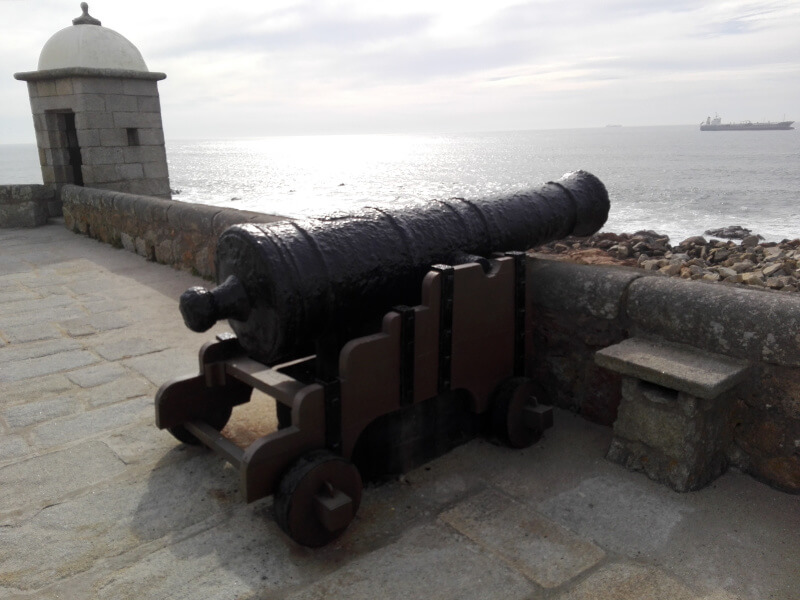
[2,125,799,243]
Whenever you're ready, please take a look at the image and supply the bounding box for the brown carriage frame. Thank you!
[154,254,552,545]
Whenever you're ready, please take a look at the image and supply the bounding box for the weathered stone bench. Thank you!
[596,337,750,492]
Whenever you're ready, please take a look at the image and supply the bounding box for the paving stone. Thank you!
[91,506,316,600]
[60,319,98,337]
[67,277,137,295]
[95,336,171,361]
[100,421,179,465]
[0,349,100,382]
[0,441,126,521]
[0,259,27,279]
[218,392,281,448]
[312,449,485,555]
[67,362,128,388]
[0,453,240,592]
[440,489,604,588]
[698,592,744,600]
[96,282,162,304]
[0,435,30,464]
[41,259,102,277]
[3,395,82,429]
[1,373,74,407]
[123,349,197,386]
[537,475,690,555]
[87,312,134,332]
[83,299,125,314]
[663,472,800,599]
[34,284,74,297]
[22,275,72,289]
[32,396,152,448]
[0,337,82,362]
[0,288,38,303]
[552,562,697,600]
[17,249,80,265]
[61,312,132,336]
[0,305,87,328]
[84,376,154,407]
[0,322,62,343]
[285,524,534,600]
[2,293,74,315]
[72,292,111,303]
[0,261,31,277]
[0,225,796,600]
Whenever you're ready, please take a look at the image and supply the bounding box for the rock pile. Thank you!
[533,229,800,292]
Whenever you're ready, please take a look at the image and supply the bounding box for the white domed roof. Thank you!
[37,4,149,72]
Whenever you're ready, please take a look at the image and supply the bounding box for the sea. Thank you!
[2,125,799,243]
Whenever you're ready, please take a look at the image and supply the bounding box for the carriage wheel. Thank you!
[167,403,233,445]
[166,379,251,445]
[490,377,548,449]
[274,450,363,547]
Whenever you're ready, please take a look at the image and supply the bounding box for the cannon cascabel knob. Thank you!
[180,275,251,332]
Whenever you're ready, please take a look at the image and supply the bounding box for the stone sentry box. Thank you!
[14,4,171,198]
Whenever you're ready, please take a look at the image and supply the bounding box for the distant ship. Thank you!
[700,115,794,131]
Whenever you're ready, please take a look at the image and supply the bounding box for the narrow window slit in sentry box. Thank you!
[126,128,140,146]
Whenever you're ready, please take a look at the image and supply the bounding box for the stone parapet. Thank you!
[528,259,645,319]
[0,185,59,228]
[60,184,285,278]
[527,255,800,493]
[627,275,800,366]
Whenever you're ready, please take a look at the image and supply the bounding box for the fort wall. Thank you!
[528,258,800,493]
[0,184,59,227]
[2,183,797,492]
[59,184,284,278]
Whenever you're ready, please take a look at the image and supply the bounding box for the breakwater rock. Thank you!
[534,230,800,292]
[704,225,763,240]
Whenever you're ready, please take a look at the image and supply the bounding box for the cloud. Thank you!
[699,1,800,37]
[1,0,798,143]
[152,3,432,58]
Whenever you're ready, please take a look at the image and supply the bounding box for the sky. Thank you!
[1,0,799,143]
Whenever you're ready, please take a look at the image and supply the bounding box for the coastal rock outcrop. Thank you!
[534,229,800,293]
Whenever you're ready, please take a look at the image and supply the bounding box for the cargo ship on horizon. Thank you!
[700,115,794,131]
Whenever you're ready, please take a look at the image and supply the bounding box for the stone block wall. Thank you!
[60,185,284,278]
[12,183,799,492]
[0,185,59,228]
[527,256,800,493]
[22,72,170,197]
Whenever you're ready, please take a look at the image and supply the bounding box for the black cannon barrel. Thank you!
[180,170,609,365]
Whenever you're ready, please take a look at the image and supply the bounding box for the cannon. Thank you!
[155,170,609,547]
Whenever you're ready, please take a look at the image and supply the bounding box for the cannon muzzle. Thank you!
[180,170,609,365]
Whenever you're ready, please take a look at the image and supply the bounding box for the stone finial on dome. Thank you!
[72,3,101,26]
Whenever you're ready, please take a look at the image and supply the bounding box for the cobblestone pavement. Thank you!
[1,223,798,599]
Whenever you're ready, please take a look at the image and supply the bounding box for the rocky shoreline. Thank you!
[533,228,800,292]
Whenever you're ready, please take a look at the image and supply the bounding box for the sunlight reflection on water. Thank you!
[3,126,798,242]
[167,127,800,242]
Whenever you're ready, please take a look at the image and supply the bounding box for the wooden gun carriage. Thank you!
[155,171,609,546]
